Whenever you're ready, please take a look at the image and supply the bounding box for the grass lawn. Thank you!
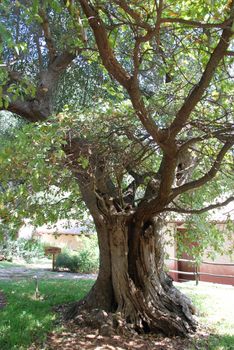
[0,279,94,350]
[177,282,234,350]
[0,278,233,350]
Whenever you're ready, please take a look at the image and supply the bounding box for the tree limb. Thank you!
[161,17,232,29]
[1,51,76,121]
[113,0,151,30]
[226,50,234,56]
[38,7,57,63]
[163,196,234,214]
[172,141,233,198]
[179,126,234,153]
[167,1,234,139]
[79,0,131,89]
[79,0,164,147]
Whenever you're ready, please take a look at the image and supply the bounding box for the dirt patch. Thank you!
[29,307,210,350]
[42,322,210,350]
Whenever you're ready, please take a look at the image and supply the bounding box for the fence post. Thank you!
[195,263,199,286]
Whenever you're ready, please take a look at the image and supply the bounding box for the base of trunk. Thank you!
[65,215,197,337]
[66,308,138,337]
[64,273,197,337]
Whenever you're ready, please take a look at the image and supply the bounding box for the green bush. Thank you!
[55,252,70,269]
[55,252,79,272]
[76,249,98,273]
[55,235,99,273]
[0,238,44,262]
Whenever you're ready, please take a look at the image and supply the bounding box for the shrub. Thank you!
[55,235,99,273]
[55,252,71,270]
[0,238,44,262]
[76,249,99,273]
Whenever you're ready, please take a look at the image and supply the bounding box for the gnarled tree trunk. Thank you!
[67,189,196,336]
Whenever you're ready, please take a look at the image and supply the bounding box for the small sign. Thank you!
[44,247,61,271]
[44,247,61,255]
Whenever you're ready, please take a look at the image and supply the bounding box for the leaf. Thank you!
[78,156,89,169]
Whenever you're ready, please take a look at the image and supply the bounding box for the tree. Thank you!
[0,0,234,336]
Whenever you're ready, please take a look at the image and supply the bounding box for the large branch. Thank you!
[226,50,234,56]
[1,51,75,121]
[113,0,151,30]
[179,126,234,153]
[167,1,234,139]
[172,141,233,198]
[38,8,57,63]
[135,140,233,221]
[161,17,232,29]
[79,0,165,147]
[79,0,131,89]
[163,196,234,215]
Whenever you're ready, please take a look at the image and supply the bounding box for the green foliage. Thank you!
[0,103,232,260]
[0,104,141,235]
[76,235,99,273]
[55,61,124,111]
[0,279,94,350]
[55,251,76,272]
[0,238,44,262]
[56,235,99,273]
[175,215,234,262]
[0,116,87,235]
[0,0,233,263]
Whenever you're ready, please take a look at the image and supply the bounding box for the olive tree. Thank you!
[0,0,233,336]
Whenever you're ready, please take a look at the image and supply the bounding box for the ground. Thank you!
[44,326,201,350]
[0,260,233,349]
[0,260,97,280]
[43,283,234,350]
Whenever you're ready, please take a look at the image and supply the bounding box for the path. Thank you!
[0,261,97,281]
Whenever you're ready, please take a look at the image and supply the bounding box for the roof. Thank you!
[36,219,94,235]
[18,219,94,238]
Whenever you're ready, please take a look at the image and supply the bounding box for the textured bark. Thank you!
[62,142,196,336]
[67,203,196,336]
[82,217,114,312]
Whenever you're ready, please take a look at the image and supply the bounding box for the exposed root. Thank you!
[62,286,197,338]
[61,271,197,337]
[64,307,139,337]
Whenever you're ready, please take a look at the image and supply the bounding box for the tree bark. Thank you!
[67,195,196,336]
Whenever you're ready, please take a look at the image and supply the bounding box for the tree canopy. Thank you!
[0,0,234,337]
[1,0,233,246]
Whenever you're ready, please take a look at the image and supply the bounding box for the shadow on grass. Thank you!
[1,280,233,350]
[0,279,94,350]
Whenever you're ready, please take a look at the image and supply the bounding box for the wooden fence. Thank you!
[166,257,234,285]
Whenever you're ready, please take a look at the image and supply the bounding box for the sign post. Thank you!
[44,247,61,271]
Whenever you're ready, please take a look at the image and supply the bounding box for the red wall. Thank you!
[168,261,234,286]
[167,226,234,286]
[199,263,234,285]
